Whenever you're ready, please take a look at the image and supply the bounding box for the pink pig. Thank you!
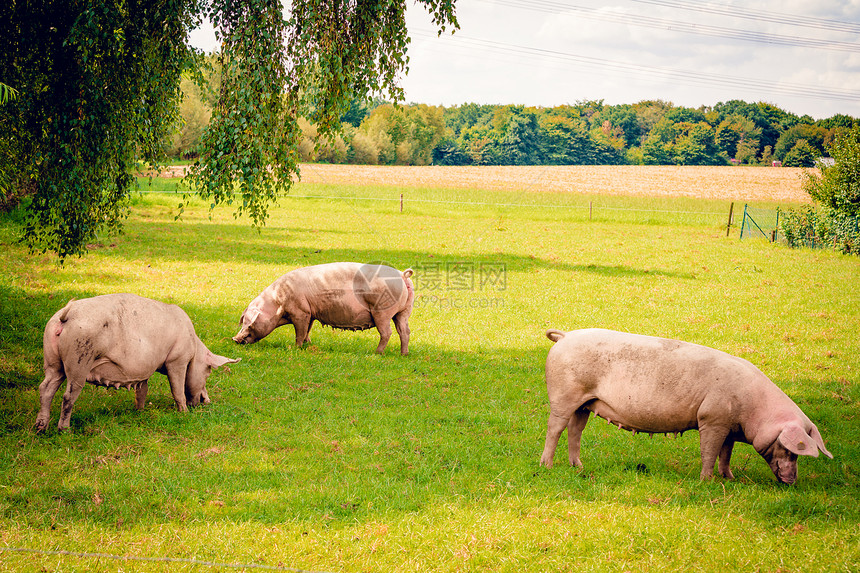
[234,262,414,355]
[35,294,239,432]
[540,328,832,484]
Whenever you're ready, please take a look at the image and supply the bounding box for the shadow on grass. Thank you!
[102,218,698,280]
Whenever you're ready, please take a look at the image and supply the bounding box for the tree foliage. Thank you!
[805,126,860,219]
[0,0,458,259]
[167,87,855,172]
[782,126,860,254]
[1,0,202,259]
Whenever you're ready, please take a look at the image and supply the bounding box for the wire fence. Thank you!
[135,178,738,228]
[0,546,329,572]
[739,204,781,242]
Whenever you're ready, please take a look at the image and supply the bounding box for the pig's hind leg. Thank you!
[34,367,65,432]
[566,408,591,467]
[57,376,86,431]
[393,310,411,356]
[541,406,589,468]
[371,312,394,354]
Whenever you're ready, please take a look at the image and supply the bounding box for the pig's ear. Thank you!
[244,307,262,326]
[778,424,822,458]
[206,351,241,369]
[809,426,833,459]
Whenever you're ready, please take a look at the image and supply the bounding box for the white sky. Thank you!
[189,0,860,120]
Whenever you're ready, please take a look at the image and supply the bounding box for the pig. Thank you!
[539,328,832,484]
[35,294,240,432]
[233,262,414,355]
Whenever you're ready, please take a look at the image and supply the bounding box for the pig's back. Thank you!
[548,329,758,432]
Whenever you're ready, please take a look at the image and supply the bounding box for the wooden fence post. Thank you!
[400,193,403,213]
[726,202,734,237]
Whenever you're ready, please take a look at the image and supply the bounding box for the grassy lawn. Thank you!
[0,175,858,572]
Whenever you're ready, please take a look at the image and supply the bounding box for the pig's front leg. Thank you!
[698,423,732,480]
[164,362,189,412]
[135,381,149,410]
[718,439,736,479]
[292,313,312,347]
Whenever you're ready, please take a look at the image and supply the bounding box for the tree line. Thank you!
[171,79,859,169]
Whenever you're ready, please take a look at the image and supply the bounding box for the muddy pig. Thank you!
[35,294,239,432]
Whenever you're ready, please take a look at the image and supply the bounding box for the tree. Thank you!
[804,127,860,219]
[1,0,458,260]
[494,106,541,165]
[782,139,817,168]
[167,76,212,159]
[774,124,829,162]
[782,126,860,254]
[1,0,199,259]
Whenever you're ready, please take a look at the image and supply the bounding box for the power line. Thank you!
[626,0,860,35]
[486,0,860,53]
[411,30,860,103]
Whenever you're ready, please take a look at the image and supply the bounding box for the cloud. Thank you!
[398,0,860,118]
[186,0,860,119]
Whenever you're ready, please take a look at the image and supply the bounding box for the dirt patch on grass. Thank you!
[296,164,813,203]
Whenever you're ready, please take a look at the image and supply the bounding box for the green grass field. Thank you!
[0,175,858,572]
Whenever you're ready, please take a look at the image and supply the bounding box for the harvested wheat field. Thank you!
[296,164,813,203]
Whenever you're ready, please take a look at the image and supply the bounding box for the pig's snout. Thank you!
[777,465,798,485]
[771,457,798,485]
[232,328,254,344]
[187,389,210,408]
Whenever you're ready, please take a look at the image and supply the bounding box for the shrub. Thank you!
[350,132,379,165]
[804,126,860,218]
[827,207,860,253]
[782,125,860,254]
[781,205,859,254]
[780,205,827,249]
